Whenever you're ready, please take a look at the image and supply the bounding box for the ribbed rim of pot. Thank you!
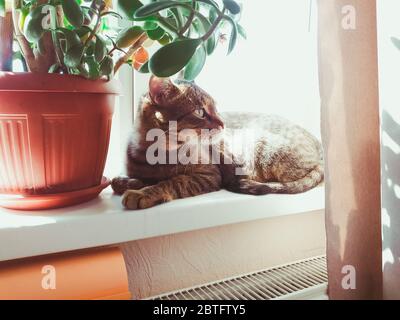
[0,72,121,94]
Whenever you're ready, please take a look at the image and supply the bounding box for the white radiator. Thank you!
[146,255,328,300]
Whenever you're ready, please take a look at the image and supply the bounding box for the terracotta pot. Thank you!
[0,72,120,210]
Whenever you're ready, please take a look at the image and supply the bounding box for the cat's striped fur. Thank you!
[112,77,323,210]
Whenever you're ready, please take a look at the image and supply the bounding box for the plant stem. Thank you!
[49,5,64,68]
[84,10,101,47]
[113,32,148,74]
[201,7,225,41]
[157,16,179,37]
[178,0,196,37]
[170,8,183,30]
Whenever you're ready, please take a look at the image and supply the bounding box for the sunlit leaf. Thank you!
[224,15,238,55]
[116,25,144,48]
[184,45,206,80]
[149,38,202,77]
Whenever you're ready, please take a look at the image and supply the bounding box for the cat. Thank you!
[111,76,324,210]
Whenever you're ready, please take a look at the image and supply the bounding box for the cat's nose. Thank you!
[215,118,224,129]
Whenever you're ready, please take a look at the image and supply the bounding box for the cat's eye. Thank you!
[193,108,206,119]
[155,111,165,123]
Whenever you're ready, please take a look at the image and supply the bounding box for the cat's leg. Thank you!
[122,167,222,210]
[111,176,145,195]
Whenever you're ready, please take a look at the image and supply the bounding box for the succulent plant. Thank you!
[0,0,245,80]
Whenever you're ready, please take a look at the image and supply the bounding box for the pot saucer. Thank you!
[0,177,110,211]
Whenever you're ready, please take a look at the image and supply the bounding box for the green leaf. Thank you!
[64,44,84,68]
[208,7,218,24]
[23,4,51,43]
[77,65,89,78]
[223,0,240,15]
[138,61,150,73]
[184,45,206,80]
[84,56,100,79]
[61,0,84,28]
[116,26,144,48]
[142,20,159,30]
[117,0,143,19]
[135,0,184,18]
[56,28,82,51]
[224,16,238,55]
[95,34,107,62]
[237,23,246,40]
[157,32,172,45]
[0,0,5,17]
[169,7,183,29]
[391,37,400,51]
[48,63,60,73]
[149,38,202,77]
[18,6,30,32]
[147,26,165,40]
[85,40,96,55]
[100,56,114,77]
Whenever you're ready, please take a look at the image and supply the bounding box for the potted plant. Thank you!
[0,0,244,210]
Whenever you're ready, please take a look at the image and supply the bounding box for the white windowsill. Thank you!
[0,186,324,262]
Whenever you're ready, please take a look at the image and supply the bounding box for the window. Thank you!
[132,0,320,137]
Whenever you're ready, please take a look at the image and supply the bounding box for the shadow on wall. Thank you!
[381,110,400,299]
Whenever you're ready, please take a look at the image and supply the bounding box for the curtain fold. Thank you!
[317,0,382,299]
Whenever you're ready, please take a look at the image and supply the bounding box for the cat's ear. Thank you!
[149,76,181,107]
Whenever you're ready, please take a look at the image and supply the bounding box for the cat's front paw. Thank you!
[112,176,144,195]
[122,188,170,210]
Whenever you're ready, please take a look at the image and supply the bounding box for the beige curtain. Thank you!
[318,0,382,299]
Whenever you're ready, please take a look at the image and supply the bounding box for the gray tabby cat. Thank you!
[112,77,323,210]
